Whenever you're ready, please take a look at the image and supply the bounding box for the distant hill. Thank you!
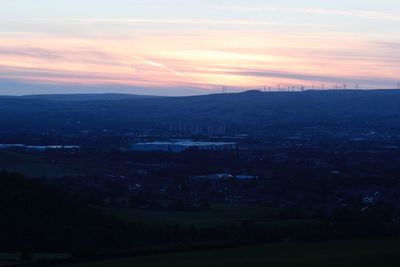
[0,89,399,133]
[0,93,162,101]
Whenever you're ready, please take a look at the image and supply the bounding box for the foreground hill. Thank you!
[0,172,158,253]
[0,90,399,132]
[62,238,400,267]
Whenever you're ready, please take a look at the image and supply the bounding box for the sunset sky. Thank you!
[1,0,400,95]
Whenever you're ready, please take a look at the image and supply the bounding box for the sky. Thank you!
[0,0,400,95]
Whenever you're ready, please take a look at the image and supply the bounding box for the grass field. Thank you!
[61,238,400,267]
[0,151,79,177]
[0,253,69,266]
[0,253,17,266]
[97,204,283,227]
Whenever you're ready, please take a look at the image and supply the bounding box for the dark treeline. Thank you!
[0,172,151,252]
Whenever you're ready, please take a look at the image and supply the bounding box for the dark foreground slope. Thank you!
[0,172,161,253]
[0,90,399,132]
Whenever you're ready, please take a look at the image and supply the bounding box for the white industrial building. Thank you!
[132,140,238,152]
[0,144,80,151]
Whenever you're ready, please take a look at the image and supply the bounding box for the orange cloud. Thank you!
[0,27,399,92]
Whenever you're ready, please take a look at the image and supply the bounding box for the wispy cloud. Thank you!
[0,18,328,28]
[220,68,395,87]
[295,8,400,22]
[0,13,399,92]
[134,56,184,77]
[214,6,400,22]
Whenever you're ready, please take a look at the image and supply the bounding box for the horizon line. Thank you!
[1,88,400,98]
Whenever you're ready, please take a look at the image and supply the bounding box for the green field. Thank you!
[0,253,69,266]
[60,238,400,267]
[0,151,79,177]
[97,204,283,227]
[0,253,17,266]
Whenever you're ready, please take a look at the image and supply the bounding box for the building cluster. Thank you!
[0,144,80,151]
[132,140,238,152]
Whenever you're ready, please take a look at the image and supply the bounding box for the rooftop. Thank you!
[134,141,237,147]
